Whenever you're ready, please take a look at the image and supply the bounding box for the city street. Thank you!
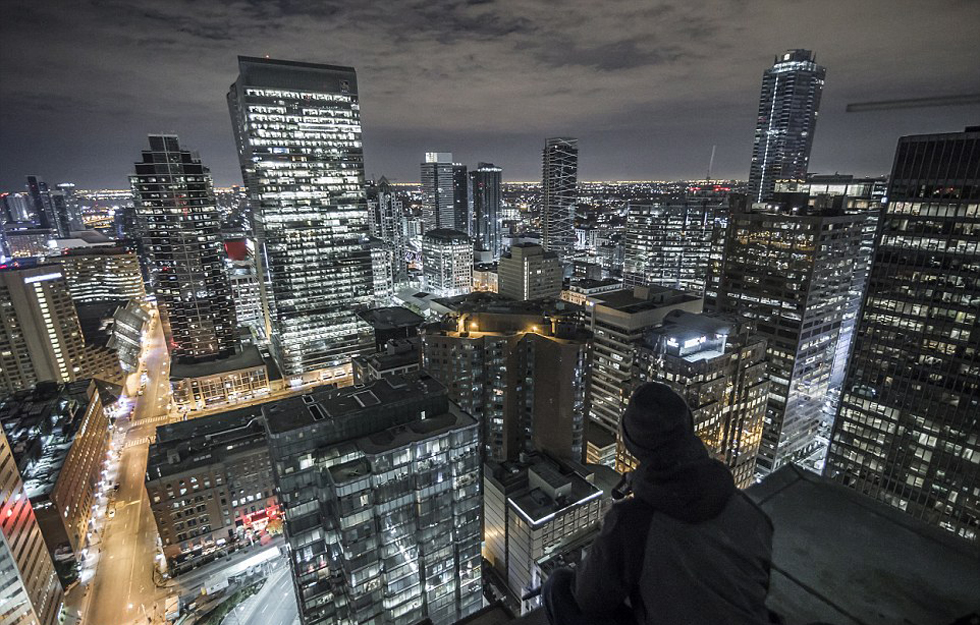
[220,563,296,625]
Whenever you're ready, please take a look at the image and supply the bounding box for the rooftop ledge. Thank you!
[448,465,980,625]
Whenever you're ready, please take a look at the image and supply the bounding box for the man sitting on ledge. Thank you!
[542,382,774,624]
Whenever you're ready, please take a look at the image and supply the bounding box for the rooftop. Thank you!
[357,306,425,330]
[591,285,700,314]
[487,454,603,527]
[169,345,268,380]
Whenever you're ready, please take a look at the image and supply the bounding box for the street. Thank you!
[221,563,296,625]
[66,315,298,625]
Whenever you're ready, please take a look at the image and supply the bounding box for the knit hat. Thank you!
[621,382,701,467]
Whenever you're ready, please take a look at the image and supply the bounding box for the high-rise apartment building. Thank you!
[0,267,90,394]
[368,237,394,304]
[421,153,468,232]
[421,296,590,462]
[0,429,64,625]
[470,163,502,258]
[223,238,264,341]
[498,243,562,301]
[228,56,375,379]
[747,50,826,203]
[1,192,32,223]
[825,127,980,542]
[714,194,866,475]
[263,375,483,625]
[586,286,703,447]
[50,184,82,236]
[623,193,723,295]
[631,311,770,486]
[422,229,473,298]
[131,134,237,362]
[541,138,579,263]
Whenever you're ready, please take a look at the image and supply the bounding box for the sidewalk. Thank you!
[168,536,286,599]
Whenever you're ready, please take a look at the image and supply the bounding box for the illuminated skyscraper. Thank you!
[470,162,503,258]
[366,176,407,282]
[747,50,826,203]
[131,135,237,362]
[714,194,866,476]
[421,153,469,232]
[228,56,374,378]
[422,229,473,297]
[541,138,578,263]
[825,127,980,542]
[1,429,64,625]
[623,193,723,295]
[25,175,57,233]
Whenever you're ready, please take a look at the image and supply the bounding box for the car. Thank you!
[107,508,116,519]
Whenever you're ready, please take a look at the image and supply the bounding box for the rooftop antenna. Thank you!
[706,145,716,183]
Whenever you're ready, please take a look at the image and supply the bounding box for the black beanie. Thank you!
[621,382,701,466]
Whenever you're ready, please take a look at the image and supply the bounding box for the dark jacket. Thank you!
[573,460,774,624]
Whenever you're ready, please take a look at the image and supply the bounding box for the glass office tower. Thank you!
[131,135,238,362]
[228,56,374,378]
[470,163,503,258]
[825,127,980,543]
[264,375,483,624]
[747,50,826,203]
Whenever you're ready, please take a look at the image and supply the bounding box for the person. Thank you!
[542,382,774,624]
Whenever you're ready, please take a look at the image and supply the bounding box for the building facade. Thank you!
[366,176,408,282]
[714,195,866,475]
[228,56,375,379]
[421,296,590,462]
[622,194,723,295]
[747,50,826,203]
[49,246,146,305]
[825,127,980,543]
[170,346,273,414]
[0,429,63,625]
[586,286,704,447]
[498,243,562,301]
[631,311,770,486]
[541,138,579,263]
[0,267,90,395]
[421,153,463,232]
[263,375,483,625]
[470,163,502,257]
[145,406,278,569]
[131,134,237,362]
[422,229,473,298]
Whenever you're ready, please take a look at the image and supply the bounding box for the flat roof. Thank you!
[170,345,266,380]
[592,287,700,314]
[357,306,425,330]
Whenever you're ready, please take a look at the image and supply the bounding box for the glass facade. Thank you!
[422,229,473,298]
[825,128,980,542]
[264,377,482,625]
[747,50,825,203]
[470,163,503,258]
[131,135,238,362]
[541,138,578,263]
[228,57,374,377]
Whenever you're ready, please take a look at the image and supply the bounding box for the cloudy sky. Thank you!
[2,0,978,189]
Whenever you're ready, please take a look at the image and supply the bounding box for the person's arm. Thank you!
[573,500,651,614]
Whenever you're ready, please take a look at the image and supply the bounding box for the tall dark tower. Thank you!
[130,135,238,362]
[470,162,502,258]
[825,127,980,543]
[25,175,58,233]
[747,50,826,203]
[541,137,578,264]
[228,56,374,378]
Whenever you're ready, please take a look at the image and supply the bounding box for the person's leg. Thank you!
[542,568,637,625]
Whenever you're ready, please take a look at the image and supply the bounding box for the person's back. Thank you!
[543,382,774,625]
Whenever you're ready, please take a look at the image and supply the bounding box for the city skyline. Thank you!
[2,1,979,189]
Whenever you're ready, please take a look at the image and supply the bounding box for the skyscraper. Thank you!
[263,375,483,625]
[422,229,473,297]
[365,176,407,281]
[541,138,579,263]
[0,266,90,394]
[421,152,458,231]
[25,175,58,233]
[228,56,375,378]
[453,163,469,234]
[623,193,723,295]
[1,429,64,625]
[470,162,502,257]
[825,127,980,542]
[747,50,826,203]
[714,194,866,476]
[131,134,237,362]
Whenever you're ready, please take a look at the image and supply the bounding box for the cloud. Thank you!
[1,0,979,188]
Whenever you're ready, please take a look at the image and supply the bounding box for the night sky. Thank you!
[2,0,979,189]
